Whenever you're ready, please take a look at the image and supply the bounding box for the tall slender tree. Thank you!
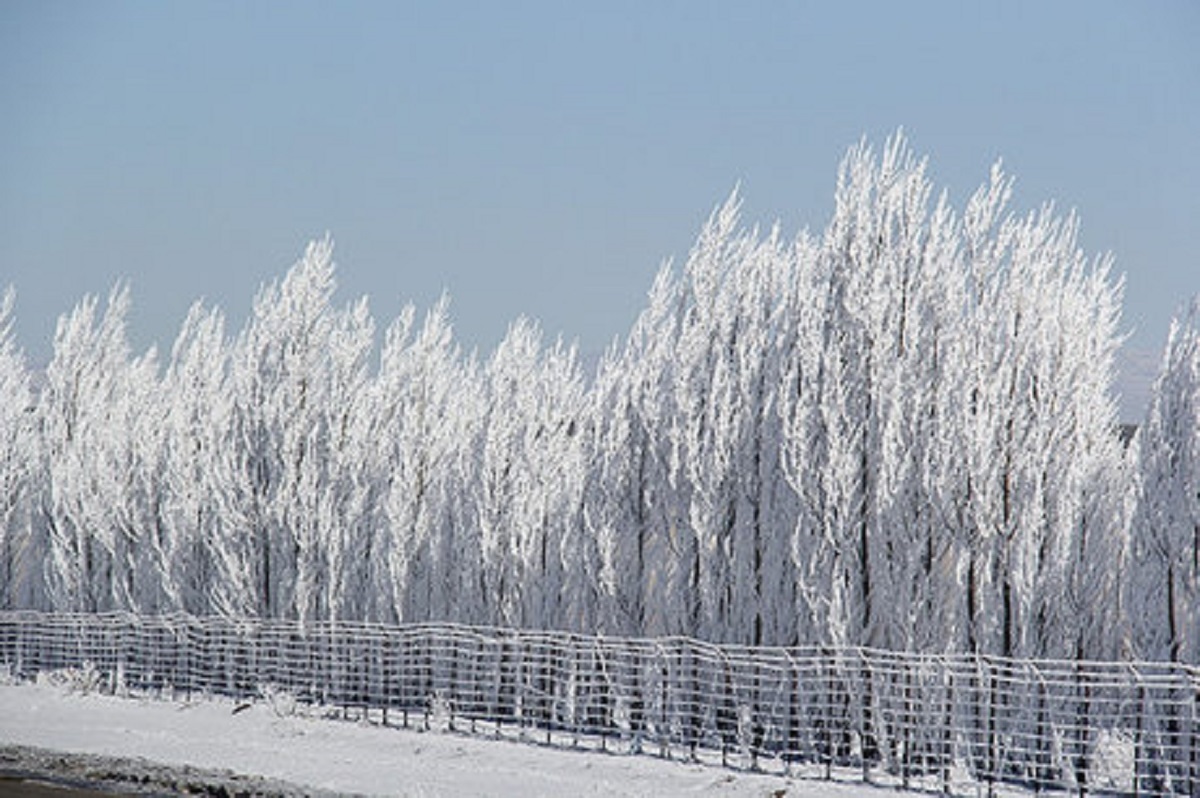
[1130,300,1200,663]
[159,303,233,615]
[0,289,36,609]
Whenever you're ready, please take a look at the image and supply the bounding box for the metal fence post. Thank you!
[941,657,953,795]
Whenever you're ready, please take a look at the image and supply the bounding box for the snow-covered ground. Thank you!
[0,680,893,797]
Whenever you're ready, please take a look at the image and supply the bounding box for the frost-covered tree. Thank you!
[0,289,36,609]
[1130,299,1200,663]
[774,134,1127,658]
[159,303,233,615]
[669,193,758,642]
[472,318,593,629]
[302,291,375,624]
[375,299,476,624]
[430,355,488,625]
[474,320,537,627]
[219,238,365,620]
[103,337,163,614]
[817,136,965,653]
[588,265,682,636]
[38,287,160,612]
[776,136,967,653]
[953,188,1126,660]
[1040,259,1128,661]
[528,342,592,631]
[779,232,839,647]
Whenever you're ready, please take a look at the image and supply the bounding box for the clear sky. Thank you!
[2,2,1197,418]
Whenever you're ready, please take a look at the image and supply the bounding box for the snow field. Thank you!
[0,681,896,797]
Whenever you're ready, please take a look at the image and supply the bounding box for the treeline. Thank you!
[0,135,1196,664]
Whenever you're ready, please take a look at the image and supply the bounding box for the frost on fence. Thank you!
[1,611,1198,796]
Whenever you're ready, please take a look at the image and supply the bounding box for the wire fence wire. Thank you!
[1,611,1198,797]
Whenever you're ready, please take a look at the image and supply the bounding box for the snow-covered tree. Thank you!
[472,318,593,629]
[375,299,477,624]
[956,196,1126,660]
[1130,299,1200,663]
[38,287,160,612]
[774,134,1127,658]
[817,136,965,653]
[0,289,36,609]
[302,290,375,624]
[158,303,233,614]
[218,238,360,620]
[588,265,682,636]
[669,192,757,642]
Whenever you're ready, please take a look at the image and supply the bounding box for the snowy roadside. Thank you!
[0,682,887,797]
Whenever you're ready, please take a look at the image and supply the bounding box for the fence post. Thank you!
[452,627,463,734]
[421,625,432,731]
[629,639,645,754]
[941,658,953,795]
[13,614,24,678]
[967,654,995,798]
[984,656,997,798]
[1133,675,1144,798]
[109,615,122,694]
[749,652,764,772]
[1074,661,1090,797]
[717,653,734,768]
[173,616,184,701]
[384,626,397,727]
[491,630,501,736]
[597,633,609,748]
[658,641,670,760]
[516,630,529,740]
[821,646,834,780]
[543,635,554,746]
[1033,662,1048,792]
[897,653,910,791]
[785,650,800,772]
[858,649,872,785]
[1190,679,1198,798]
[683,639,699,760]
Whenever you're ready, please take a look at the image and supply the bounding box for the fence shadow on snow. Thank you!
[1,611,1197,796]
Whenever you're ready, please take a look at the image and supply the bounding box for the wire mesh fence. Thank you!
[1,610,1197,796]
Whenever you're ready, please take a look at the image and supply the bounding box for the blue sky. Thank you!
[2,2,1197,417]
